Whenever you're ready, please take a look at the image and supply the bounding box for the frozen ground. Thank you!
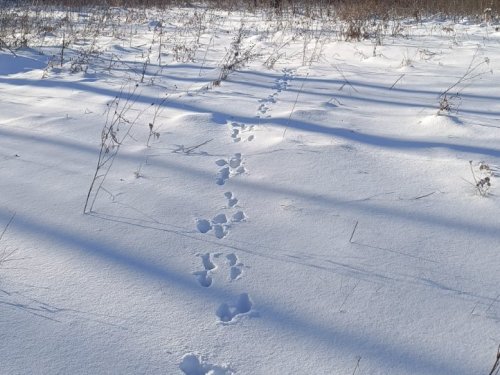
[0,7,499,374]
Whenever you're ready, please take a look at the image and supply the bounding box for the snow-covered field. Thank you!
[1,6,500,374]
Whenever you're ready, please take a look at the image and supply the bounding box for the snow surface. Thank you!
[0,7,499,375]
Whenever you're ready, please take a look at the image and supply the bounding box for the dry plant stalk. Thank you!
[84,85,151,213]
[489,345,500,375]
[0,212,16,266]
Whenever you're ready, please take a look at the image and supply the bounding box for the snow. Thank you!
[0,6,499,375]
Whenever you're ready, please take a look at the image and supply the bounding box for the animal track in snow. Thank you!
[196,219,212,234]
[256,68,294,119]
[193,252,246,288]
[179,354,233,375]
[196,190,247,239]
[212,213,228,224]
[231,127,241,142]
[215,159,228,167]
[216,166,230,186]
[196,210,247,239]
[226,253,238,266]
[195,214,229,239]
[215,153,245,186]
[257,94,277,117]
[210,214,229,238]
[226,253,244,281]
[224,192,238,208]
[193,253,217,287]
[201,253,216,271]
[231,211,246,223]
[229,121,255,142]
[196,216,239,239]
[190,252,251,324]
[228,154,243,169]
[193,270,212,287]
[229,267,242,281]
[275,68,293,91]
[213,224,228,239]
[216,293,254,323]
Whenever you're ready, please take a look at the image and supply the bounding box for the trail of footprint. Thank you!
[257,94,277,118]
[276,68,293,91]
[229,267,242,281]
[190,251,253,325]
[196,219,212,234]
[226,253,244,281]
[179,354,233,375]
[201,253,216,271]
[196,210,247,239]
[229,121,255,143]
[226,253,238,266]
[256,68,294,119]
[193,270,212,287]
[216,293,254,323]
[212,224,228,239]
[193,252,246,287]
[231,211,246,223]
[193,253,217,287]
[196,215,228,238]
[211,214,229,239]
[215,153,245,186]
[224,191,238,208]
[195,190,247,239]
[215,166,230,186]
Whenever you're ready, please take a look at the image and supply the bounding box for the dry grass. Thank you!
[2,0,499,17]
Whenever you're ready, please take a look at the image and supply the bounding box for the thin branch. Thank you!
[0,38,18,57]
[0,212,16,265]
[414,191,436,200]
[339,280,359,312]
[352,356,362,375]
[489,345,500,375]
[349,220,358,243]
[282,72,308,140]
[0,212,16,243]
[184,139,213,154]
[440,47,489,99]
[335,65,359,93]
[390,73,405,89]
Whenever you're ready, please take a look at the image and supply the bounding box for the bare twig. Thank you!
[349,220,358,243]
[441,47,489,98]
[438,47,491,114]
[390,73,405,89]
[352,356,362,375]
[339,280,359,312]
[485,294,500,314]
[184,139,213,154]
[414,191,436,200]
[335,65,359,93]
[0,213,15,243]
[0,212,16,265]
[489,345,500,375]
[173,139,213,155]
[0,38,18,57]
[282,72,308,140]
